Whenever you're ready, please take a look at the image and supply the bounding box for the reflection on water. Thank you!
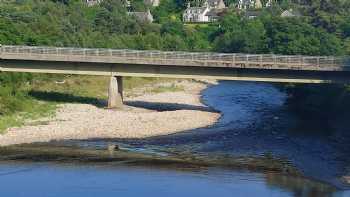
[0,162,347,197]
[1,81,350,196]
[109,81,350,189]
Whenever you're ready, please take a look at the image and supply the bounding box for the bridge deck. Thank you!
[0,45,348,72]
[1,45,350,83]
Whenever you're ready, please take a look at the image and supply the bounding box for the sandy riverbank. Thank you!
[0,80,220,146]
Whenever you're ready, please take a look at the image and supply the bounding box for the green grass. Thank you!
[0,115,20,132]
[0,97,56,132]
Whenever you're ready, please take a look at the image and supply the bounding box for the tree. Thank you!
[264,17,342,55]
[214,12,268,53]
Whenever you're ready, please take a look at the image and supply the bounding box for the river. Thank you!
[0,81,349,196]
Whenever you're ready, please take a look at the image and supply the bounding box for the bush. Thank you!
[0,86,32,115]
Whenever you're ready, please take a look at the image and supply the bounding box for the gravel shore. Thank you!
[0,80,219,146]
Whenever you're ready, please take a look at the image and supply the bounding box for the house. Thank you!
[144,0,160,7]
[85,0,102,6]
[183,0,226,23]
[237,0,274,10]
[183,6,210,23]
[281,9,301,18]
[128,9,154,23]
[207,0,226,9]
[236,0,273,19]
[238,0,255,9]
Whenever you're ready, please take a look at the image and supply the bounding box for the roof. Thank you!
[185,7,208,13]
[206,0,226,8]
[205,8,227,17]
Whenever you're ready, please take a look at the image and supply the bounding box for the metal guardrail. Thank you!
[0,45,347,67]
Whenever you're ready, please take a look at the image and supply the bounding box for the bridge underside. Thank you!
[1,60,350,83]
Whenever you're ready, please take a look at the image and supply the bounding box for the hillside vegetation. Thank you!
[1,0,350,130]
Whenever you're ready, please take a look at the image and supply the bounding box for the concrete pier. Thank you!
[108,76,123,108]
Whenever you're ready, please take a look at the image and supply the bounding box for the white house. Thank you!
[183,6,210,23]
[237,0,265,9]
[183,0,226,23]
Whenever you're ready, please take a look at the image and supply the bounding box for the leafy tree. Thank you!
[264,17,342,55]
[152,0,183,23]
[214,12,268,53]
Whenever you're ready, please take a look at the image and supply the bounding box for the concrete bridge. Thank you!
[1,45,350,108]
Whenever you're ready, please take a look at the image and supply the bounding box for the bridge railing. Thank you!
[0,45,346,68]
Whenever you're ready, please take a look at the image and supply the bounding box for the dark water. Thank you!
[1,81,350,196]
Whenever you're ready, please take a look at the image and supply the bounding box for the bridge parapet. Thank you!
[1,45,350,84]
[0,45,348,71]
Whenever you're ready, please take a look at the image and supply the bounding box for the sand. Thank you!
[0,80,220,146]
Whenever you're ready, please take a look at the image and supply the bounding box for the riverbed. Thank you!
[1,81,350,196]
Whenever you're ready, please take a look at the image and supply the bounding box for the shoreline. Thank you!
[0,80,220,146]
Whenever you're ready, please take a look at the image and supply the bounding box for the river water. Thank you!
[1,81,350,196]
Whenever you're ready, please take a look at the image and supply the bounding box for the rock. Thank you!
[107,144,120,151]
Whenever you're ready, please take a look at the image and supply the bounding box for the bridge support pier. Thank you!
[108,76,123,109]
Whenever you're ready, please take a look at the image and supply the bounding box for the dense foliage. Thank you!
[1,0,350,118]
[1,0,349,54]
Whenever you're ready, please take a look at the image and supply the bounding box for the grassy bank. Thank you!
[0,75,182,133]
